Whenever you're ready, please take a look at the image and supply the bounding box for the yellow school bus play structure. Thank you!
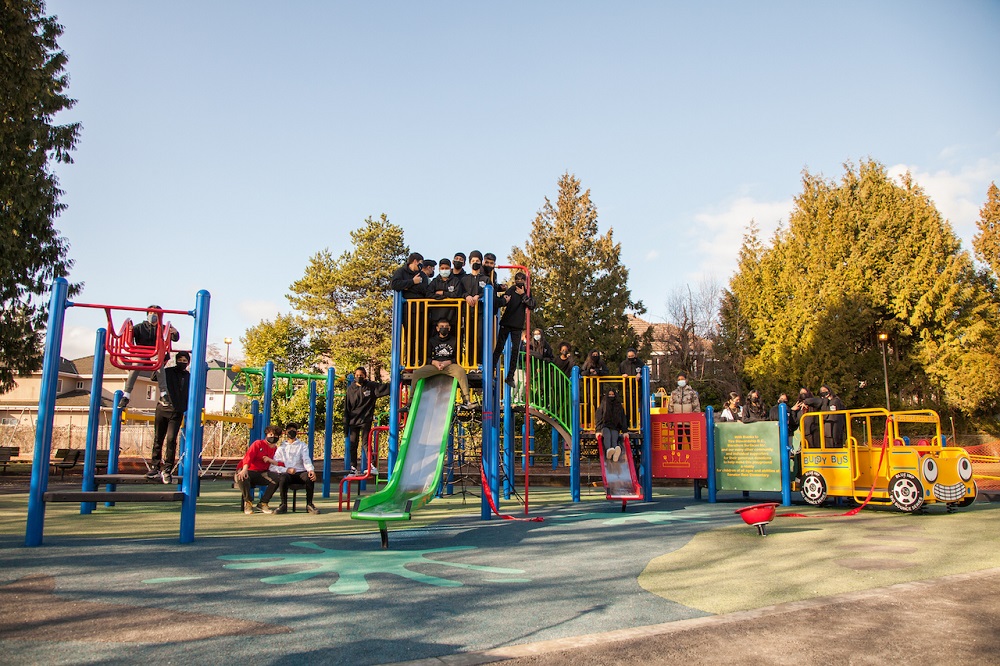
[798,408,976,512]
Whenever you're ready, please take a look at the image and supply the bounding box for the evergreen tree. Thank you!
[240,313,314,426]
[287,214,407,378]
[973,182,1000,278]
[510,173,649,365]
[0,1,81,392]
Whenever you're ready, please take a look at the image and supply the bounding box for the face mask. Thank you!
[439,269,451,278]
[438,328,450,336]
[483,265,494,274]
[147,313,158,325]
[176,359,189,370]
[266,436,279,444]
[799,394,808,401]
[820,391,829,398]
[453,261,464,271]
[533,334,541,341]
[471,262,482,271]
[515,282,525,289]
[677,380,686,388]
[591,354,599,360]
[286,430,297,439]
[628,354,636,360]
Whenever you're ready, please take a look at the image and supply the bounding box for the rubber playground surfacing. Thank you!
[1,480,999,665]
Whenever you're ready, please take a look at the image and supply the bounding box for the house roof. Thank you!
[71,354,137,378]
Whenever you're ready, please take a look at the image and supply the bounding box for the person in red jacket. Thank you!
[234,424,283,514]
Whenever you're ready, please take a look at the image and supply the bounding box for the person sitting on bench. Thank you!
[270,423,319,514]
[234,424,282,514]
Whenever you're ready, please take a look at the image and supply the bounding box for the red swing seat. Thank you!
[104,309,174,371]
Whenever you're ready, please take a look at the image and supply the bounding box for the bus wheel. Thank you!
[889,472,925,513]
[800,471,828,505]
[957,480,978,508]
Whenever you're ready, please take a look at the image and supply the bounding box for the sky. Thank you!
[42,0,1000,362]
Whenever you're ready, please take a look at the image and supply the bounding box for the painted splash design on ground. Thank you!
[219,541,526,595]
[543,509,717,527]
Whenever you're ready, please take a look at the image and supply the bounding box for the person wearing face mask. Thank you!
[428,257,466,331]
[554,342,576,377]
[492,271,536,386]
[146,350,191,483]
[527,328,554,361]
[234,424,283,514]
[807,384,846,447]
[595,388,629,463]
[482,252,498,287]
[768,393,798,433]
[119,305,180,409]
[619,347,643,377]
[581,349,608,377]
[271,423,319,514]
[343,367,391,474]
[792,388,819,449]
[410,318,475,409]
[452,252,467,280]
[741,389,769,423]
[667,372,701,413]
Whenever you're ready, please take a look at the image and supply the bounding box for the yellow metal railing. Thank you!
[580,375,642,432]
[402,298,483,372]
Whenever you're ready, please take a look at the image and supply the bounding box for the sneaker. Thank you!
[610,447,622,463]
[243,501,254,515]
[161,470,172,484]
[274,504,287,514]
[118,396,130,409]
[350,466,359,474]
[257,502,275,514]
[144,468,160,480]
[368,465,378,475]
[306,504,320,514]
[459,401,478,411]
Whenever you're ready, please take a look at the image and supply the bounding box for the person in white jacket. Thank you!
[270,423,319,514]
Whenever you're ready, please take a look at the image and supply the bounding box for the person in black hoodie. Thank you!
[391,252,427,301]
[410,318,474,408]
[581,350,609,377]
[554,342,576,377]
[742,389,769,423]
[343,367,391,473]
[427,257,466,330]
[596,387,628,462]
[806,384,846,447]
[147,350,191,484]
[492,272,535,385]
[618,347,643,377]
[119,305,180,409]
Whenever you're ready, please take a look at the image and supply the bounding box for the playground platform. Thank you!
[1,480,998,665]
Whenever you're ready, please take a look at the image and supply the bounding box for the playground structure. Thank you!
[26,278,211,546]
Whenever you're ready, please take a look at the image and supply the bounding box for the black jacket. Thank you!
[460,271,492,299]
[343,379,391,429]
[428,274,465,300]
[391,265,427,300]
[132,319,180,347]
[554,355,576,377]
[619,357,643,376]
[581,357,608,377]
[497,286,535,329]
[595,395,628,432]
[742,398,769,423]
[161,365,190,413]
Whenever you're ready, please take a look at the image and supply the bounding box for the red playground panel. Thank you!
[650,412,707,479]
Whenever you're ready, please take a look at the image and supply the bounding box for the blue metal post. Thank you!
[480,285,495,520]
[502,338,514,500]
[706,405,717,503]
[641,365,653,500]
[106,391,123,506]
[323,367,334,498]
[250,399,261,442]
[262,361,275,428]
[570,366,581,502]
[779,402,791,506]
[81,329,106,515]
[551,428,560,470]
[308,380,317,459]
[344,373,354,471]
[388,292,403,475]
[179,290,211,544]
[25,278,70,547]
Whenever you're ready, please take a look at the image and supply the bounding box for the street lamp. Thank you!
[220,337,232,455]
[878,333,890,409]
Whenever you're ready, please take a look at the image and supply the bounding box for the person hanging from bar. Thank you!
[120,305,179,409]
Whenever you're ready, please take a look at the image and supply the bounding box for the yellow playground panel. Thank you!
[579,376,642,432]
[799,408,976,512]
[401,298,481,372]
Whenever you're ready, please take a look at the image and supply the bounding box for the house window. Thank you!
[77,381,84,390]
[146,386,156,400]
[57,380,63,392]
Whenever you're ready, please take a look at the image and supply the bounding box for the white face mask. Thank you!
[533,334,541,341]
[439,269,451,278]
[677,380,687,388]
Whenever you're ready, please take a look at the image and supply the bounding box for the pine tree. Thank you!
[510,173,649,365]
[287,214,407,378]
[0,1,81,392]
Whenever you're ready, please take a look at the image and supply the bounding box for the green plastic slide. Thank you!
[352,374,457,523]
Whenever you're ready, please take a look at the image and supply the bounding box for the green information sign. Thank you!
[714,421,782,491]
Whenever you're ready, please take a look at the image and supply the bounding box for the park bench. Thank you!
[49,448,110,479]
[0,446,20,474]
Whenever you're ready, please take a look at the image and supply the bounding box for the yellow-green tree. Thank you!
[719,160,1000,413]
[973,182,1000,277]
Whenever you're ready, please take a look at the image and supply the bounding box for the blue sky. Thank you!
[45,1,1000,361]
